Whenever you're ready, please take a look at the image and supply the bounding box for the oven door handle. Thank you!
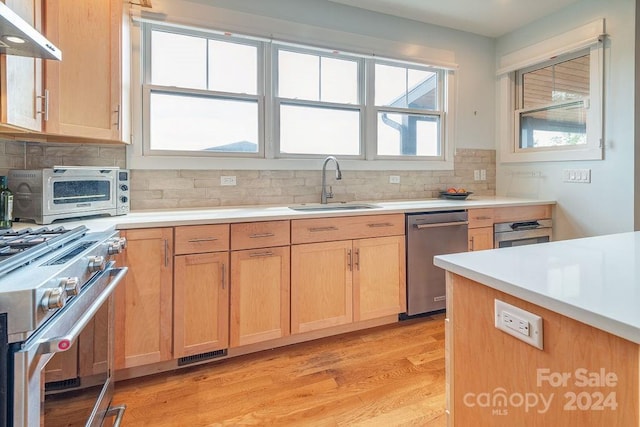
[35,266,128,356]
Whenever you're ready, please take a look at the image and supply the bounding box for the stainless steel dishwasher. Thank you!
[405,210,468,316]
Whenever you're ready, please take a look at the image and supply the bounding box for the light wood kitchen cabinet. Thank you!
[173,224,230,358]
[44,342,78,383]
[174,252,229,358]
[115,228,173,370]
[230,221,291,347]
[353,235,406,321]
[43,0,129,142]
[291,214,405,333]
[0,0,43,132]
[467,208,494,251]
[291,240,353,333]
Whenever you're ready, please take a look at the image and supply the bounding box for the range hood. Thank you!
[0,2,61,60]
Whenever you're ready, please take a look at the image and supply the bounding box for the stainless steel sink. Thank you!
[288,203,381,212]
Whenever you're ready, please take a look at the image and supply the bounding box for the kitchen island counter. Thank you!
[435,232,640,426]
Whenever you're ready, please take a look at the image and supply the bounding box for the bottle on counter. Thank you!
[0,176,13,229]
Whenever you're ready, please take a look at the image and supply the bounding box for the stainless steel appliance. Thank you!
[405,211,468,316]
[0,225,127,426]
[494,219,552,248]
[8,167,130,225]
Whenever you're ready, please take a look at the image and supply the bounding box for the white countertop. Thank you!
[434,232,640,344]
[11,196,555,232]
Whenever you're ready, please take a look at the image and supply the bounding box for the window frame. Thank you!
[131,19,457,171]
[141,24,266,158]
[497,21,605,163]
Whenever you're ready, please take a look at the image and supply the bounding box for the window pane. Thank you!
[320,57,358,104]
[150,92,258,152]
[208,40,257,94]
[375,64,438,110]
[522,55,589,109]
[278,50,319,101]
[377,112,440,156]
[151,31,206,89]
[520,102,586,148]
[278,51,358,104]
[280,104,360,155]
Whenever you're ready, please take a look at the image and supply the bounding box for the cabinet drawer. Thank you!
[493,205,552,223]
[175,224,230,255]
[468,208,494,229]
[231,220,290,250]
[291,214,404,244]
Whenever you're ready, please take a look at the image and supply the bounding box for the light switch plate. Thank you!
[495,299,543,350]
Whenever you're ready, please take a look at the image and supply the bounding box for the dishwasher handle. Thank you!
[414,220,469,229]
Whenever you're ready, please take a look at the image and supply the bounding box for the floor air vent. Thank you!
[178,349,227,366]
[45,377,81,391]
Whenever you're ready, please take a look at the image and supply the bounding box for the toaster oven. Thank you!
[8,167,130,224]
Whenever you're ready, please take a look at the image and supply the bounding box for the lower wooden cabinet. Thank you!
[230,246,290,347]
[115,228,173,370]
[354,236,406,321]
[173,252,229,358]
[468,227,494,251]
[291,240,353,334]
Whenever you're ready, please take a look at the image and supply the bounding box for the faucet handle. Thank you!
[327,185,334,199]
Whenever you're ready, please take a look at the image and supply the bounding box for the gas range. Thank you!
[0,225,126,343]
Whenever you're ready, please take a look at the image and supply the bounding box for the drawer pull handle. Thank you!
[188,237,218,243]
[308,226,338,232]
[249,233,275,238]
[367,222,394,228]
[249,251,274,258]
[474,216,492,220]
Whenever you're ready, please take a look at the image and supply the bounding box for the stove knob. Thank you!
[42,287,67,311]
[108,241,122,255]
[61,277,80,296]
[118,237,127,250]
[88,255,106,272]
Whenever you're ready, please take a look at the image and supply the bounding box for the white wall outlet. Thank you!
[389,175,401,184]
[474,170,480,181]
[495,299,543,350]
[220,175,237,186]
[480,169,486,181]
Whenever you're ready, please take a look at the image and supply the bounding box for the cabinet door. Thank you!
[78,299,110,377]
[468,227,494,251]
[174,252,229,358]
[44,0,123,140]
[353,236,406,321]
[291,241,353,333]
[230,246,290,347]
[44,342,78,383]
[0,0,43,131]
[115,228,173,370]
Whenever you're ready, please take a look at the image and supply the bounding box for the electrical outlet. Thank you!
[220,176,237,186]
[480,169,486,181]
[474,170,480,181]
[495,299,543,350]
[389,175,401,184]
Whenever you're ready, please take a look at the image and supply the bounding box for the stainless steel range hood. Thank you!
[0,2,61,61]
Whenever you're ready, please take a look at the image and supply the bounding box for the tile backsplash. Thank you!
[0,139,495,210]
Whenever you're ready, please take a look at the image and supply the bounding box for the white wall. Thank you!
[140,0,496,153]
[495,0,636,240]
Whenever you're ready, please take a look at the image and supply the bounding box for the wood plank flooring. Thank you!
[112,314,446,426]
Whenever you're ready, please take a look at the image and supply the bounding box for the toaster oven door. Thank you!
[45,170,117,216]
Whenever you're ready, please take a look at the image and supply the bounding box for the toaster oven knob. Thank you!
[42,287,67,311]
[61,277,80,296]
[120,196,128,203]
[88,255,106,272]
[120,184,129,191]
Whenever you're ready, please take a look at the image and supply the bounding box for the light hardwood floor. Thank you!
[112,314,446,426]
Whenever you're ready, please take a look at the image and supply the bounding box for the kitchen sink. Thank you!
[288,203,381,212]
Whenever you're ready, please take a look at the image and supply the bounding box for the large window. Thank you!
[141,23,451,164]
[497,19,604,163]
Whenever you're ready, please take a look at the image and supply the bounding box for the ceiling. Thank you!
[326,0,583,37]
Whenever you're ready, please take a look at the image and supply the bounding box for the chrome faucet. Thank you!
[321,156,342,204]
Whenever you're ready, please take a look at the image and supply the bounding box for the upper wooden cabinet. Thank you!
[43,0,129,142]
[0,0,43,132]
